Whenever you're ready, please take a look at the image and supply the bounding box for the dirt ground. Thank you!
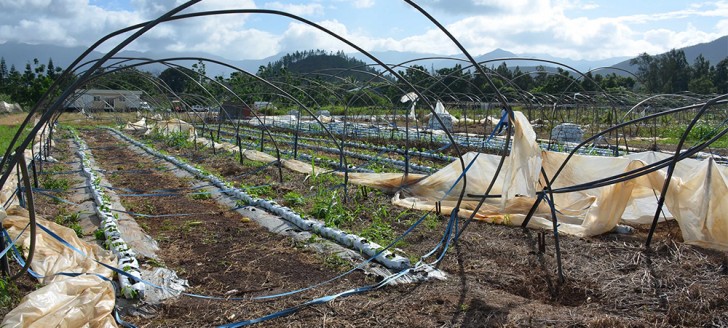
[0,113,29,126]
[11,126,728,327]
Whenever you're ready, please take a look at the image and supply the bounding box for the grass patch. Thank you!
[0,124,31,155]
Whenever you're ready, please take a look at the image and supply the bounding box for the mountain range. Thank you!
[0,35,726,78]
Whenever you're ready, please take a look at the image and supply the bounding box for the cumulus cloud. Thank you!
[352,0,375,9]
[0,0,725,63]
[406,0,728,60]
[718,19,728,34]
[267,2,324,16]
[0,0,143,47]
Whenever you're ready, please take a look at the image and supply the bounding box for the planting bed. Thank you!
[3,4,728,326]
[23,126,720,327]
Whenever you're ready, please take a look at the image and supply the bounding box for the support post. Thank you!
[0,231,8,277]
[237,136,243,165]
[209,130,216,155]
[260,129,264,152]
[544,193,565,283]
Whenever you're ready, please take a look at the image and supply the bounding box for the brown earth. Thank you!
[15,126,728,327]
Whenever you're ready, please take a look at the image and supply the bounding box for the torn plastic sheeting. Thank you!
[345,111,728,251]
[141,267,188,304]
[2,208,115,284]
[107,128,411,271]
[541,149,728,247]
[1,275,118,328]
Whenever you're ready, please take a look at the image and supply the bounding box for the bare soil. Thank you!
[18,127,728,327]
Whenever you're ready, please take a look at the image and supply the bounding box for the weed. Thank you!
[156,130,193,149]
[138,221,151,232]
[360,220,395,247]
[181,220,203,233]
[310,191,355,227]
[146,258,165,268]
[323,254,350,271]
[160,220,174,231]
[190,192,212,200]
[54,211,84,237]
[41,175,70,191]
[0,278,20,309]
[282,191,305,207]
[424,213,440,230]
[94,228,105,241]
[245,184,273,199]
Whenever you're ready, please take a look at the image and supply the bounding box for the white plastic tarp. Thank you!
[1,208,116,283]
[1,207,118,327]
[347,111,728,250]
[1,275,117,328]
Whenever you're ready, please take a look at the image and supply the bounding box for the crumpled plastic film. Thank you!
[2,207,116,284]
[342,111,728,251]
[141,118,196,136]
[123,117,147,132]
[1,275,118,328]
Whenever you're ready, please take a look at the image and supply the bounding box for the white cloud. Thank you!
[353,0,375,9]
[718,19,728,34]
[267,2,324,16]
[388,0,728,60]
[0,0,725,64]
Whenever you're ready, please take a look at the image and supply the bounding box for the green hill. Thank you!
[258,50,388,83]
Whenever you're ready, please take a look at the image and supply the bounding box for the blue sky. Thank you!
[1,1,727,61]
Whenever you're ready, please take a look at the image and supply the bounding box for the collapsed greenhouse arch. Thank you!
[2,1,728,327]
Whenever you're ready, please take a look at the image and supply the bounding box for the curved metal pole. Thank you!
[0,0,201,191]
[9,149,37,281]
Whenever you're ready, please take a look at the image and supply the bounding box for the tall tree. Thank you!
[631,53,660,92]
[158,67,192,93]
[688,54,714,93]
[0,57,7,94]
[714,57,728,94]
[660,49,690,92]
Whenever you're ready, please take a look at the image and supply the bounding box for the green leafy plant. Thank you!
[282,191,305,207]
[0,277,20,309]
[54,211,84,237]
[190,192,212,200]
[41,176,70,192]
[94,228,105,241]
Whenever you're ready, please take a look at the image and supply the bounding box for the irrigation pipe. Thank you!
[106,128,410,271]
[203,125,436,173]
[209,123,458,162]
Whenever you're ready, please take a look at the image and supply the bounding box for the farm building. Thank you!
[65,89,145,112]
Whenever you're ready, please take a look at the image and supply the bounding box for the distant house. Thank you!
[65,89,144,112]
[219,101,252,121]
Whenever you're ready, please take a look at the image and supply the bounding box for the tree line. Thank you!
[630,49,728,94]
[0,57,63,107]
[2,48,726,111]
